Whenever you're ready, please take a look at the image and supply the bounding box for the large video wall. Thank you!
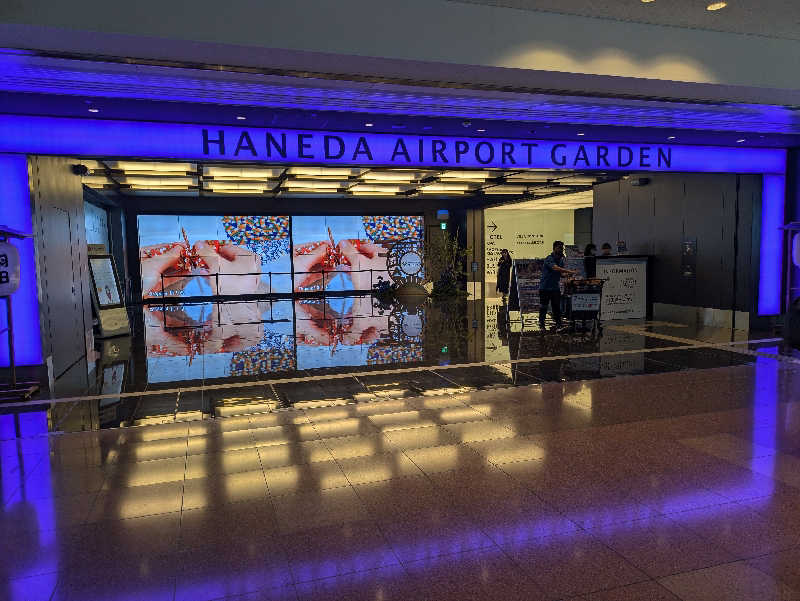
[138,214,424,298]
[143,299,425,383]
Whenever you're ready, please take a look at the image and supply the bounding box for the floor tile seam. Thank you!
[501,527,653,596]
[557,578,667,601]
[285,550,404,587]
[583,532,744,581]
[606,326,777,348]
[742,551,800,595]
[660,505,795,555]
[490,463,592,529]
[16,352,778,448]
[245,441,295,584]
[289,564,421,596]
[176,433,192,556]
[339,456,414,578]
[384,530,504,570]
[9,342,719,409]
[289,414,352,496]
[655,558,800,598]
[4,452,45,505]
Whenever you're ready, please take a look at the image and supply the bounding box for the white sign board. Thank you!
[484,209,574,280]
[0,241,20,296]
[571,293,601,312]
[597,259,647,320]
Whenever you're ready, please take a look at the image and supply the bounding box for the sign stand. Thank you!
[0,226,40,402]
[87,254,130,338]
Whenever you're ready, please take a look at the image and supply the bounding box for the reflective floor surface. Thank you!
[10,296,784,431]
[3,331,800,600]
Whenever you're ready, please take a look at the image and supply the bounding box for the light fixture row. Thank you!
[80,161,603,196]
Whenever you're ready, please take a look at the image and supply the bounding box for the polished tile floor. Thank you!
[3,339,800,600]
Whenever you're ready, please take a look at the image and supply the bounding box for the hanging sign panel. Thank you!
[0,115,787,174]
[0,241,20,297]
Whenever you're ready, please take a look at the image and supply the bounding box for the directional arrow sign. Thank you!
[487,221,498,233]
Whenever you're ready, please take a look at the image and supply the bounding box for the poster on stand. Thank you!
[565,245,586,280]
[509,259,543,314]
[597,258,647,320]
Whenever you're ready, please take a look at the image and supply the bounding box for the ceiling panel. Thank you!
[450,0,800,40]
[3,54,800,139]
[81,159,606,201]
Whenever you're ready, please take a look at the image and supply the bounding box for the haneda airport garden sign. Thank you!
[0,115,787,174]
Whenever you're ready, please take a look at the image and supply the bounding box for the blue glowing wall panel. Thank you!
[0,154,42,366]
[0,114,789,319]
[0,115,787,174]
[758,175,786,315]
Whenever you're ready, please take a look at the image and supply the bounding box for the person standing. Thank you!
[496,249,512,299]
[583,243,597,278]
[539,240,576,330]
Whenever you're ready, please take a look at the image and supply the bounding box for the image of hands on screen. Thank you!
[292,216,422,292]
[295,296,424,370]
[143,297,424,382]
[144,300,295,383]
[138,215,292,298]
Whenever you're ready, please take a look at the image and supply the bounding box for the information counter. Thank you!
[595,255,650,320]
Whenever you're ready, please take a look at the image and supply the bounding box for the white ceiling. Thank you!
[489,189,593,210]
[450,0,800,40]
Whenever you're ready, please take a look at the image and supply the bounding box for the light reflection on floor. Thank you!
[3,347,800,600]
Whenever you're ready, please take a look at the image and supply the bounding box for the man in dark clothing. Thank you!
[539,240,576,330]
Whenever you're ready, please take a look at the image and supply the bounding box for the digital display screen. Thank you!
[89,257,122,307]
[137,215,292,298]
[143,298,425,383]
[292,216,423,292]
[137,215,423,298]
[144,300,296,383]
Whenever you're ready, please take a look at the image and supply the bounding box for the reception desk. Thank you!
[595,255,650,320]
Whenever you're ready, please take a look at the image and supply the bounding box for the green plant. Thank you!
[426,228,471,300]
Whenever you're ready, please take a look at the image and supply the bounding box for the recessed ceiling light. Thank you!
[365,123,374,127]
[477,129,486,132]
[706,2,727,10]
[88,108,99,113]
[236,116,246,120]
[667,136,676,140]
[577,132,585,136]
[736,138,746,143]
[641,0,656,3]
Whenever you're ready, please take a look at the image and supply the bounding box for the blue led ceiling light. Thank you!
[0,54,799,134]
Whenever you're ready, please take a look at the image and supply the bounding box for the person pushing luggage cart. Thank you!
[539,240,578,331]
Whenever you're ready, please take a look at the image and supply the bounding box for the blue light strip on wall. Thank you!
[0,154,42,367]
[758,175,785,316]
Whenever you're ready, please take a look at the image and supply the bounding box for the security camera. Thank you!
[71,164,89,176]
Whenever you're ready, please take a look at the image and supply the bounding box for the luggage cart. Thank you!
[563,278,605,337]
